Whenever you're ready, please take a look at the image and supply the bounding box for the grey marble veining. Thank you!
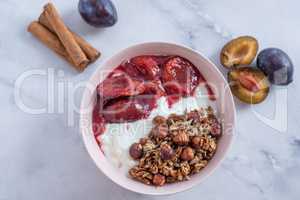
[0,0,299,199]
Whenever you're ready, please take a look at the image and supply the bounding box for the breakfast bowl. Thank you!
[80,42,236,195]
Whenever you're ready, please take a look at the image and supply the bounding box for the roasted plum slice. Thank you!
[92,102,106,137]
[102,95,157,123]
[162,56,200,100]
[143,80,165,98]
[228,67,270,104]
[118,62,142,80]
[97,72,145,100]
[130,56,161,80]
[221,36,258,69]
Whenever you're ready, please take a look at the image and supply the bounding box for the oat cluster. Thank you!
[128,107,222,186]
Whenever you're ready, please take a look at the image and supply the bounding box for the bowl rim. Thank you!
[80,41,236,195]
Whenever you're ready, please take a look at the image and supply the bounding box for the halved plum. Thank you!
[220,36,258,69]
[228,67,270,104]
[162,56,200,104]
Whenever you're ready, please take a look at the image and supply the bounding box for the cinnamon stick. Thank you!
[43,3,89,70]
[39,12,100,62]
[28,21,74,65]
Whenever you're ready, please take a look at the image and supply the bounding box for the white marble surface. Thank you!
[0,0,299,199]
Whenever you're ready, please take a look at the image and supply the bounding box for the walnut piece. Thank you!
[152,174,166,186]
[152,115,167,125]
[151,124,169,139]
[173,131,189,145]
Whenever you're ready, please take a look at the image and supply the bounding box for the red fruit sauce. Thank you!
[92,55,215,138]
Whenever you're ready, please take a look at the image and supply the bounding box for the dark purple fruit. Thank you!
[78,0,118,28]
[257,48,293,85]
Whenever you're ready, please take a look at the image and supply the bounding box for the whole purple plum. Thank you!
[78,0,118,27]
[257,48,293,85]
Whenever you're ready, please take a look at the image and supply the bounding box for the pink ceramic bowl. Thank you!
[80,42,236,195]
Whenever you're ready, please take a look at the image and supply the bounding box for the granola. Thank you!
[128,107,221,186]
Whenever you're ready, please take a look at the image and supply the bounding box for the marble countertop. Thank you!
[1,0,299,199]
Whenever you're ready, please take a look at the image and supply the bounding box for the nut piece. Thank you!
[210,119,222,137]
[181,147,194,161]
[142,140,156,152]
[191,136,201,149]
[151,124,168,139]
[152,174,166,186]
[167,114,185,124]
[129,143,143,160]
[152,115,167,125]
[139,138,149,145]
[173,131,189,145]
[160,144,174,160]
[187,110,200,122]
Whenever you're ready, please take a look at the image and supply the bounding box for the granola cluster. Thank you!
[128,107,222,186]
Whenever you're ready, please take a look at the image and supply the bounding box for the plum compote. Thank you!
[92,55,215,136]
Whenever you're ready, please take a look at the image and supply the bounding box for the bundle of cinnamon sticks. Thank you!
[28,3,100,71]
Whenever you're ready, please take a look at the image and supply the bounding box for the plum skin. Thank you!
[78,0,118,27]
[257,48,293,85]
